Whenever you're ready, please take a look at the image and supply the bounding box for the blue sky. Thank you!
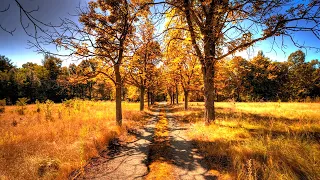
[0,0,88,67]
[0,0,319,67]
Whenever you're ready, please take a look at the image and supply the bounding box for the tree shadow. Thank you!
[72,105,215,179]
[189,139,312,179]
[173,107,320,142]
[72,104,318,179]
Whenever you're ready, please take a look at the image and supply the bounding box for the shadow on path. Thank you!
[72,109,159,180]
[72,102,217,180]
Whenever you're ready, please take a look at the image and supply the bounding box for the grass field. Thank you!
[172,102,320,179]
[0,100,145,180]
[1,101,319,179]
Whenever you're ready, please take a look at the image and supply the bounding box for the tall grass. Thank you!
[0,100,144,179]
[174,102,320,179]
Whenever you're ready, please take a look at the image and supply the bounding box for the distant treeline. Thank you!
[213,50,320,102]
[0,55,117,104]
[0,50,319,104]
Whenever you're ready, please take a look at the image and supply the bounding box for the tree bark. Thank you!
[151,92,155,105]
[203,25,216,123]
[203,61,215,124]
[140,86,145,111]
[176,83,179,104]
[115,64,122,126]
[88,82,92,100]
[147,90,150,107]
[184,90,189,110]
[172,92,175,104]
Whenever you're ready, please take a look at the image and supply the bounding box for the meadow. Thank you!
[1,100,320,180]
[172,102,320,179]
[0,100,145,180]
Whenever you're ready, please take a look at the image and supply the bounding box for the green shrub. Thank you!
[16,97,29,115]
[44,100,54,121]
[63,99,74,116]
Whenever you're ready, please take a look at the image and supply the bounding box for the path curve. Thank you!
[75,109,159,179]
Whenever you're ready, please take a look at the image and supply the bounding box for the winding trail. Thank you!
[75,109,159,179]
[74,102,214,180]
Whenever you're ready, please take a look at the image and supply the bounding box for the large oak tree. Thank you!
[166,0,320,123]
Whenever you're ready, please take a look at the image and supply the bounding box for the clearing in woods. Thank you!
[75,102,213,179]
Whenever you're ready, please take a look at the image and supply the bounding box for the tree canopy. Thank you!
[1,0,320,125]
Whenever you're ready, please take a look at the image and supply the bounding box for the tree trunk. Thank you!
[89,82,92,100]
[147,90,150,107]
[176,84,179,104]
[203,62,215,124]
[115,64,122,126]
[151,92,155,105]
[153,93,155,104]
[172,92,175,104]
[140,86,145,111]
[184,90,189,110]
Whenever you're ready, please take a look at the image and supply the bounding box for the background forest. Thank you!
[1,49,319,105]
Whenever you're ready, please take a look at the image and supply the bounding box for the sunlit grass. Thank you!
[0,100,144,179]
[147,109,174,180]
[174,102,320,179]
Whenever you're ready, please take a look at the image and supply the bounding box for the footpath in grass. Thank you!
[73,102,214,179]
[146,102,214,179]
[146,104,174,179]
[72,107,159,179]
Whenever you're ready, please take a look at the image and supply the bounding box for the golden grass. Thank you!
[0,100,144,180]
[147,161,174,180]
[146,109,174,180]
[174,102,320,179]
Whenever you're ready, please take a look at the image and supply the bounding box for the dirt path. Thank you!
[166,105,214,180]
[74,110,159,179]
[74,102,214,180]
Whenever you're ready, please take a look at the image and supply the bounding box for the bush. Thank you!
[305,96,312,103]
[16,97,29,115]
[44,100,54,121]
[35,100,41,113]
[0,99,5,113]
[63,99,74,116]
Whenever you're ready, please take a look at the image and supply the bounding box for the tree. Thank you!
[39,0,153,126]
[223,56,251,101]
[41,55,63,102]
[0,55,17,104]
[0,55,14,72]
[248,51,279,101]
[287,50,320,100]
[127,18,161,111]
[164,11,202,109]
[167,0,320,123]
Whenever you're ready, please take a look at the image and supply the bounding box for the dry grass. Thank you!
[173,102,320,179]
[146,109,174,180]
[0,100,144,180]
